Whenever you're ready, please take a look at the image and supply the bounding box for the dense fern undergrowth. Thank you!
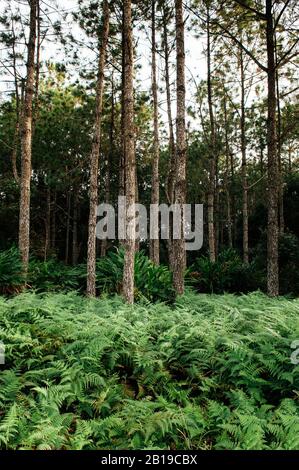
[0,290,298,450]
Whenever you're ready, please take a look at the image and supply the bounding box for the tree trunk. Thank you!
[223,94,233,248]
[72,191,79,266]
[162,7,176,269]
[122,0,136,304]
[149,0,160,265]
[44,186,51,261]
[266,0,279,296]
[119,7,126,200]
[12,122,20,184]
[215,152,220,257]
[172,0,186,295]
[18,0,37,273]
[101,74,114,259]
[51,190,56,251]
[207,6,216,262]
[32,0,41,134]
[275,36,284,235]
[134,148,140,253]
[11,15,20,184]
[86,0,110,297]
[240,47,249,264]
[230,150,236,245]
[65,190,71,264]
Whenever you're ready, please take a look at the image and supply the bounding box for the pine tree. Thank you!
[122,0,136,304]
[86,0,110,297]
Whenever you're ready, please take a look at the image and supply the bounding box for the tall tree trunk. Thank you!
[119,7,126,200]
[240,47,249,264]
[172,0,186,295]
[44,185,51,261]
[162,8,176,268]
[65,190,71,264]
[101,74,114,259]
[206,5,216,262]
[230,152,236,245]
[223,94,233,248]
[51,190,56,251]
[215,152,220,257]
[266,0,279,296]
[32,0,41,134]
[72,191,79,266]
[18,0,37,272]
[149,0,160,265]
[86,0,110,297]
[11,15,20,184]
[12,123,20,184]
[134,148,140,253]
[122,0,136,304]
[275,34,284,235]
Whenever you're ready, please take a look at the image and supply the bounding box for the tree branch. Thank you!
[276,37,299,68]
[233,0,266,20]
[274,0,292,29]
[183,2,268,72]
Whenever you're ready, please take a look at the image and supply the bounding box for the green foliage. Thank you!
[96,248,175,303]
[0,291,298,449]
[189,249,265,294]
[29,258,85,293]
[0,248,174,302]
[253,232,299,296]
[278,233,299,296]
[0,247,25,295]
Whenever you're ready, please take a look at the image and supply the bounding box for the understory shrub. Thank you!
[252,231,299,296]
[0,248,174,303]
[0,247,24,295]
[0,291,298,450]
[29,258,85,292]
[189,249,265,294]
[278,233,299,296]
[96,248,175,303]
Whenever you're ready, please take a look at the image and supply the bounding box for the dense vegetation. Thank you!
[0,291,298,450]
[0,0,298,300]
[0,0,298,455]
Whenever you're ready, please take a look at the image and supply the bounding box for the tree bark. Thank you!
[18,0,37,272]
[12,122,20,184]
[122,0,136,304]
[240,47,249,264]
[101,73,114,258]
[266,0,279,296]
[11,15,20,184]
[207,5,216,262]
[275,34,284,235]
[44,186,51,261]
[149,0,160,265]
[162,7,176,269]
[72,191,79,266]
[51,190,56,251]
[119,6,126,200]
[65,190,71,264]
[223,94,233,248]
[86,0,110,296]
[172,0,186,295]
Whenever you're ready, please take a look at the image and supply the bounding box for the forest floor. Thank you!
[0,290,298,450]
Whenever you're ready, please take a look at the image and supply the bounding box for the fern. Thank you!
[0,291,298,449]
